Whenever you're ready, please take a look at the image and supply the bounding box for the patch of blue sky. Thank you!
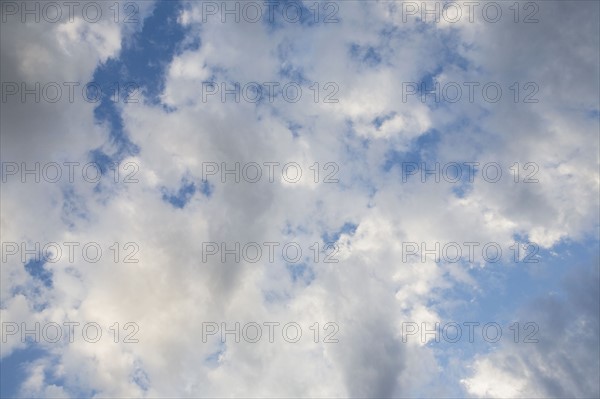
[412,32,471,108]
[441,38,470,72]
[378,23,404,41]
[281,221,311,237]
[6,282,46,312]
[60,186,89,228]
[586,109,600,119]
[88,148,115,176]
[130,360,150,391]
[324,123,377,196]
[349,43,382,68]
[161,182,195,209]
[417,269,563,384]
[287,121,302,138]
[87,150,137,196]
[274,40,324,100]
[278,63,308,84]
[414,67,445,109]
[248,83,277,107]
[258,105,310,139]
[205,342,226,368]
[24,258,52,289]
[450,182,472,198]
[95,0,189,103]
[382,129,442,174]
[19,281,51,308]
[1,348,72,397]
[90,0,190,168]
[342,120,371,153]
[427,238,599,386]
[372,112,396,130]
[286,263,316,285]
[200,180,213,197]
[322,222,358,244]
[420,346,469,397]
[262,289,290,304]
[161,177,212,209]
[275,41,310,82]
[0,347,48,398]
[435,238,599,334]
[380,127,481,198]
[446,159,479,198]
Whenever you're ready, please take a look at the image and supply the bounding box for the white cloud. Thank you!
[1,1,598,397]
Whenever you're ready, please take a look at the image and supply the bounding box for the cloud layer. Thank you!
[1,1,599,397]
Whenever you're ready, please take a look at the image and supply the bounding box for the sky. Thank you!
[0,0,599,397]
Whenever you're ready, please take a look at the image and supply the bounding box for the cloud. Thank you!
[1,1,598,397]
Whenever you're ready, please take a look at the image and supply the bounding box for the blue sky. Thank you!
[1,1,599,398]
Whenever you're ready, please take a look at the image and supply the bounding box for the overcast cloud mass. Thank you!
[1,0,599,397]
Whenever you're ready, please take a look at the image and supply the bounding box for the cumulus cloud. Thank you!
[1,0,598,397]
